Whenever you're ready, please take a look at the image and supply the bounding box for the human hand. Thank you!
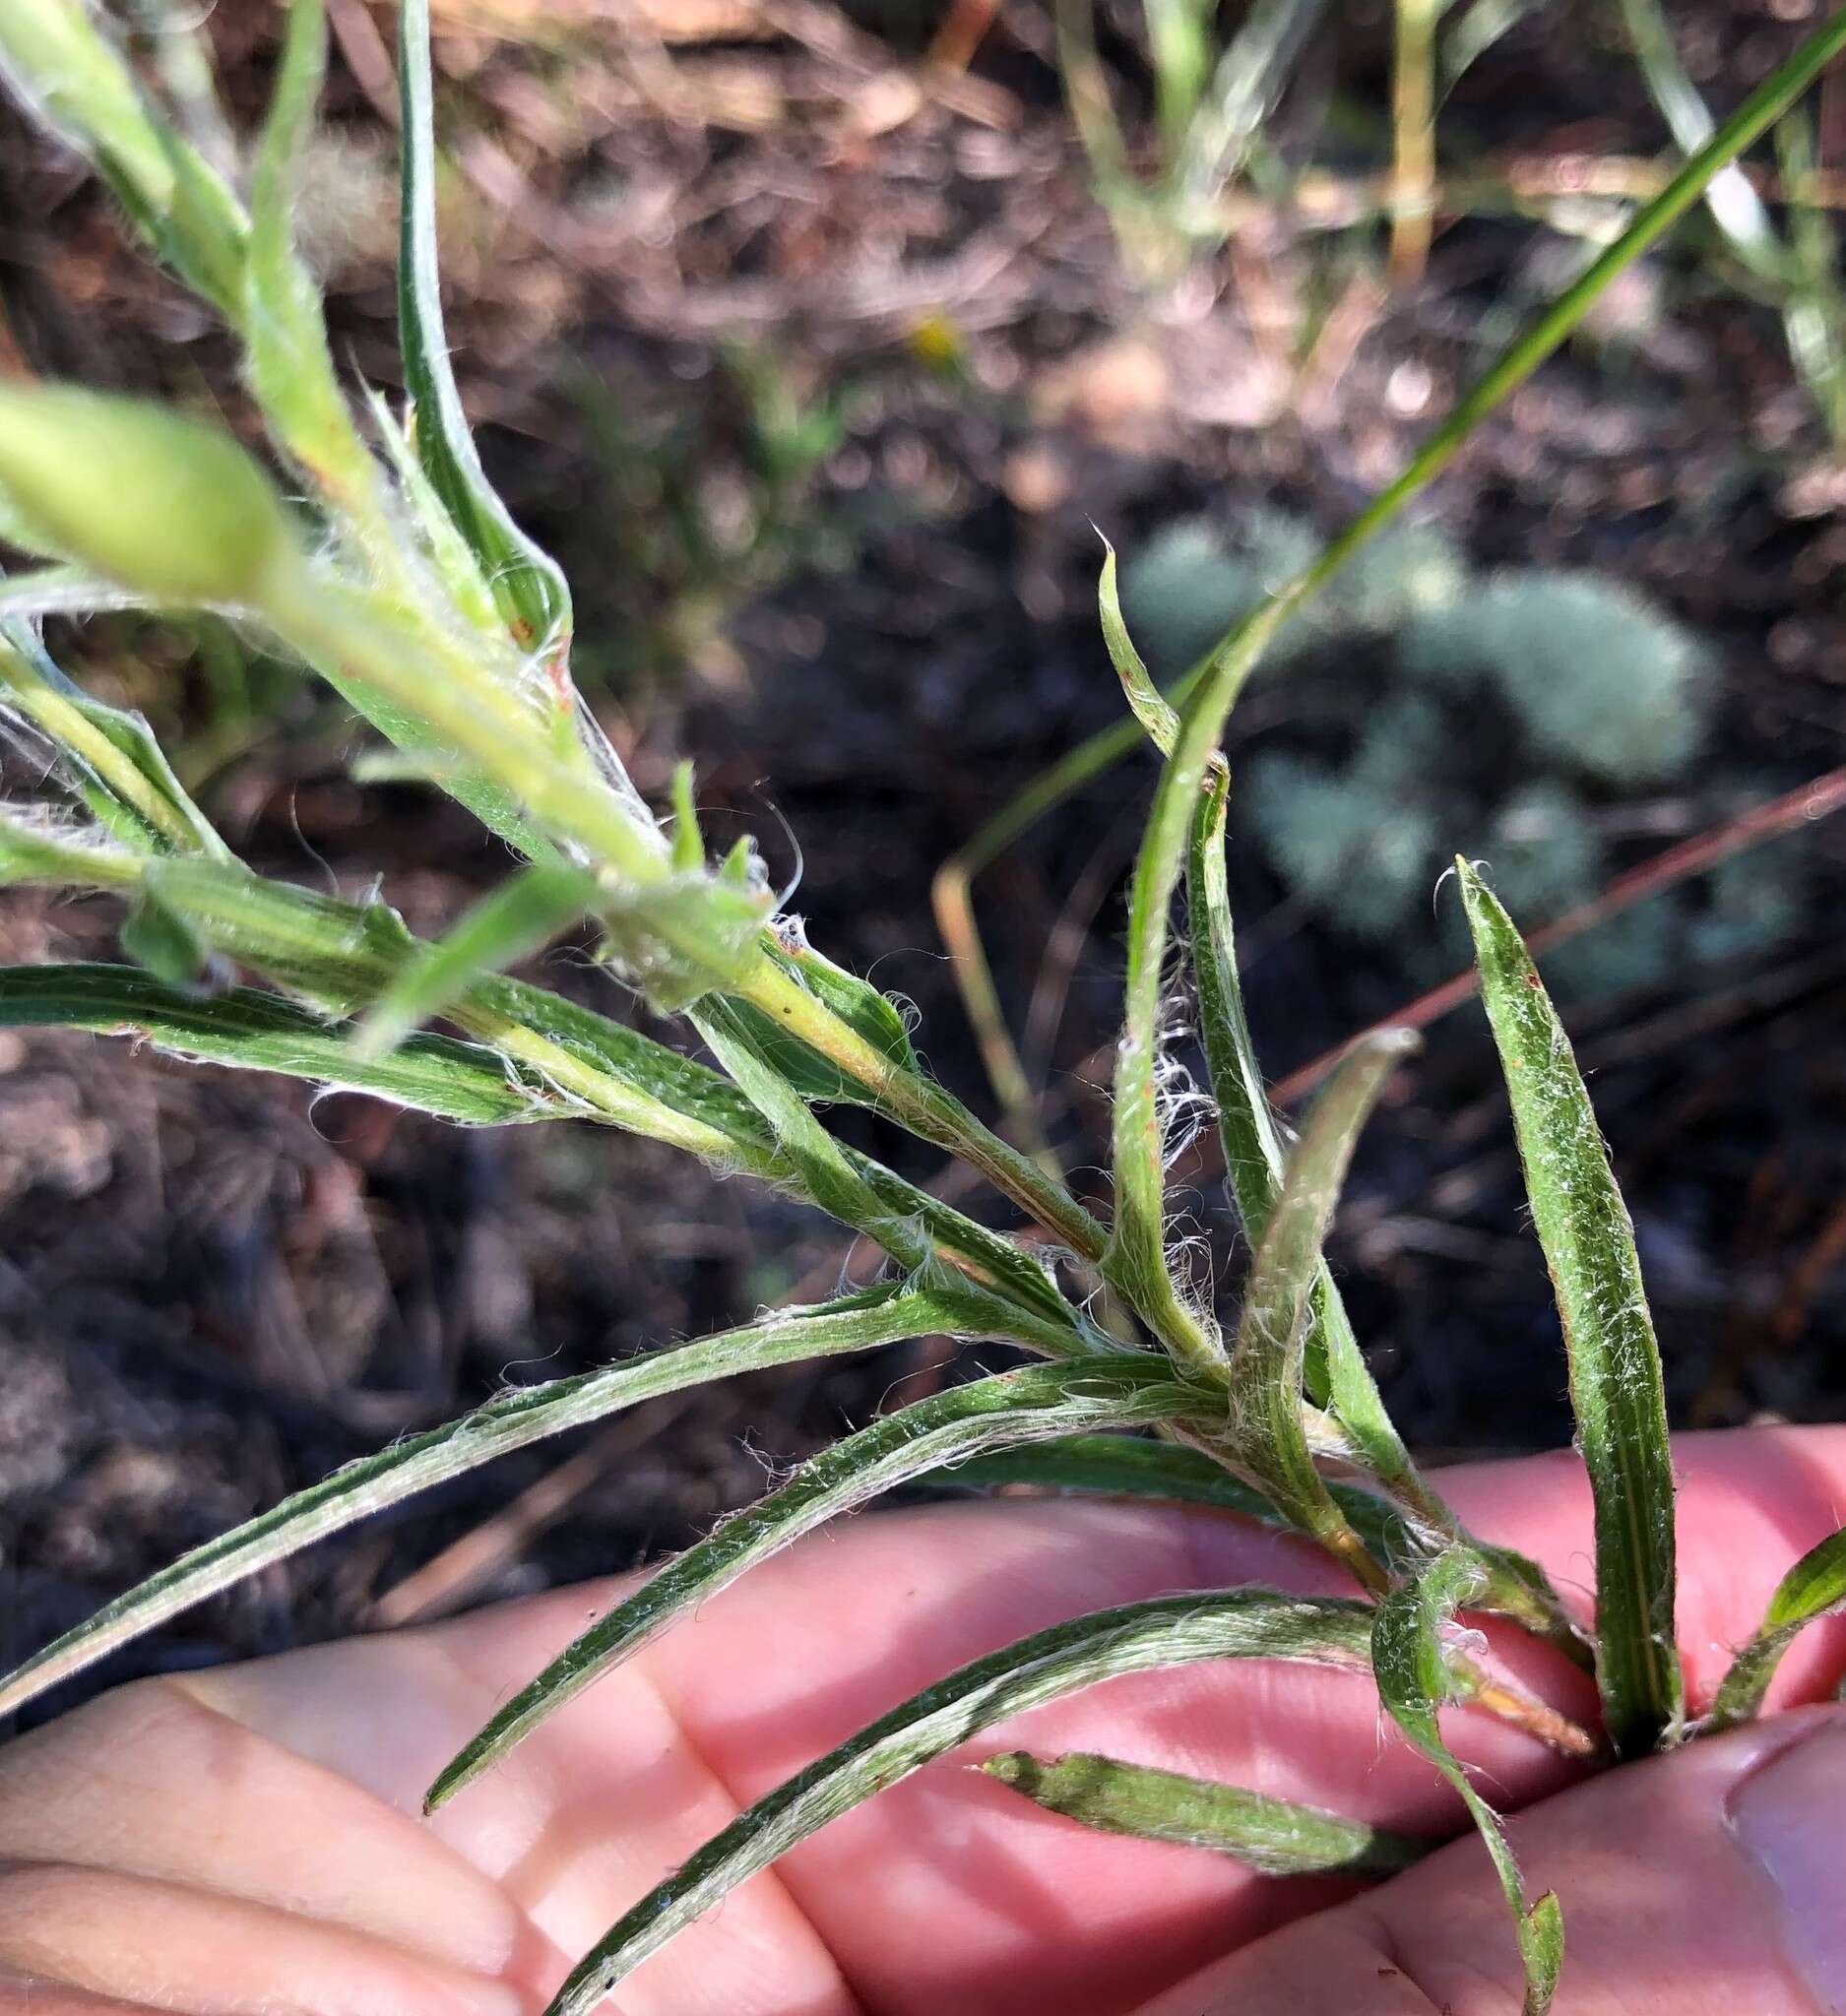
[3,1426,1845,2015]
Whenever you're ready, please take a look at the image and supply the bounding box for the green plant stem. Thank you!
[735,957,1111,1266]
[263,568,666,882]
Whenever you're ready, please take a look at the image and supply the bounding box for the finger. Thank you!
[0,1984,153,2016]
[0,1860,536,2016]
[1135,1702,1846,2016]
[182,1425,1846,2016]
[0,1676,566,1999]
[166,1636,859,2016]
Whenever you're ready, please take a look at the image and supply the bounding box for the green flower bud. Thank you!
[0,385,294,603]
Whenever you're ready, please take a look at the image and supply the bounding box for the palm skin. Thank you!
[2,1427,1844,2016]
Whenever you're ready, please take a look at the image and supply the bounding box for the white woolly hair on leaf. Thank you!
[1151,966,1212,1174]
[0,794,99,844]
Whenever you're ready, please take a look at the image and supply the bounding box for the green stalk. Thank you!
[261,568,667,884]
[735,957,1111,1266]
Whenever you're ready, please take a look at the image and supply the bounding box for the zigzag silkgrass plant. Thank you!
[3,7,1846,2009]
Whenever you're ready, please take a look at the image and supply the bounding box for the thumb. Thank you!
[1135,1704,1846,2016]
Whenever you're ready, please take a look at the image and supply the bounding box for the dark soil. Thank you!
[3,0,1846,1724]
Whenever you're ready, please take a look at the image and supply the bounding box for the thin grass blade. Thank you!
[1373,1546,1565,2013]
[396,0,570,655]
[544,1589,1375,2012]
[1617,0,1783,272]
[1706,1526,1846,1732]
[426,1356,1208,1808]
[1775,107,1846,443]
[1174,0,1327,224]
[1457,858,1681,1754]
[0,1281,975,1721]
[1440,0,1549,92]
[983,1749,1432,1875]
[126,0,237,175]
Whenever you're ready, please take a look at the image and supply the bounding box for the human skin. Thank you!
[2,1426,1845,2015]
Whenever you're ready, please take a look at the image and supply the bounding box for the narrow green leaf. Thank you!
[1706,1526,1846,1732]
[0,1282,961,1722]
[1226,1028,1418,1584]
[118,893,208,986]
[358,383,504,639]
[396,0,570,655]
[695,995,935,1274]
[1142,0,1213,145]
[0,0,248,318]
[0,625,228,857]
[0,964,560,1124]
[723,934,921,1107]
[245,0,391,535]
[669,761,705,871]
[932,1431,1412,1566]
[1099,543,1179,755]
[545,1589,1376,2012]
[1457,859,1681,1755]
[1188,773,1389,1434]
[353,860,599,1059]
[1373,1547,1564,2013]
[1091,555,1227,1367]
[983,1749,1432,1876]
[427,1356,1209,1808]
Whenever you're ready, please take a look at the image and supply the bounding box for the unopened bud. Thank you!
[0,385,294,604]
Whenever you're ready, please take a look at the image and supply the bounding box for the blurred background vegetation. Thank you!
[5,0,1846,1700]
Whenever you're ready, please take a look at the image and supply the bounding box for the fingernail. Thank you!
[1727,1718,1846,2014]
